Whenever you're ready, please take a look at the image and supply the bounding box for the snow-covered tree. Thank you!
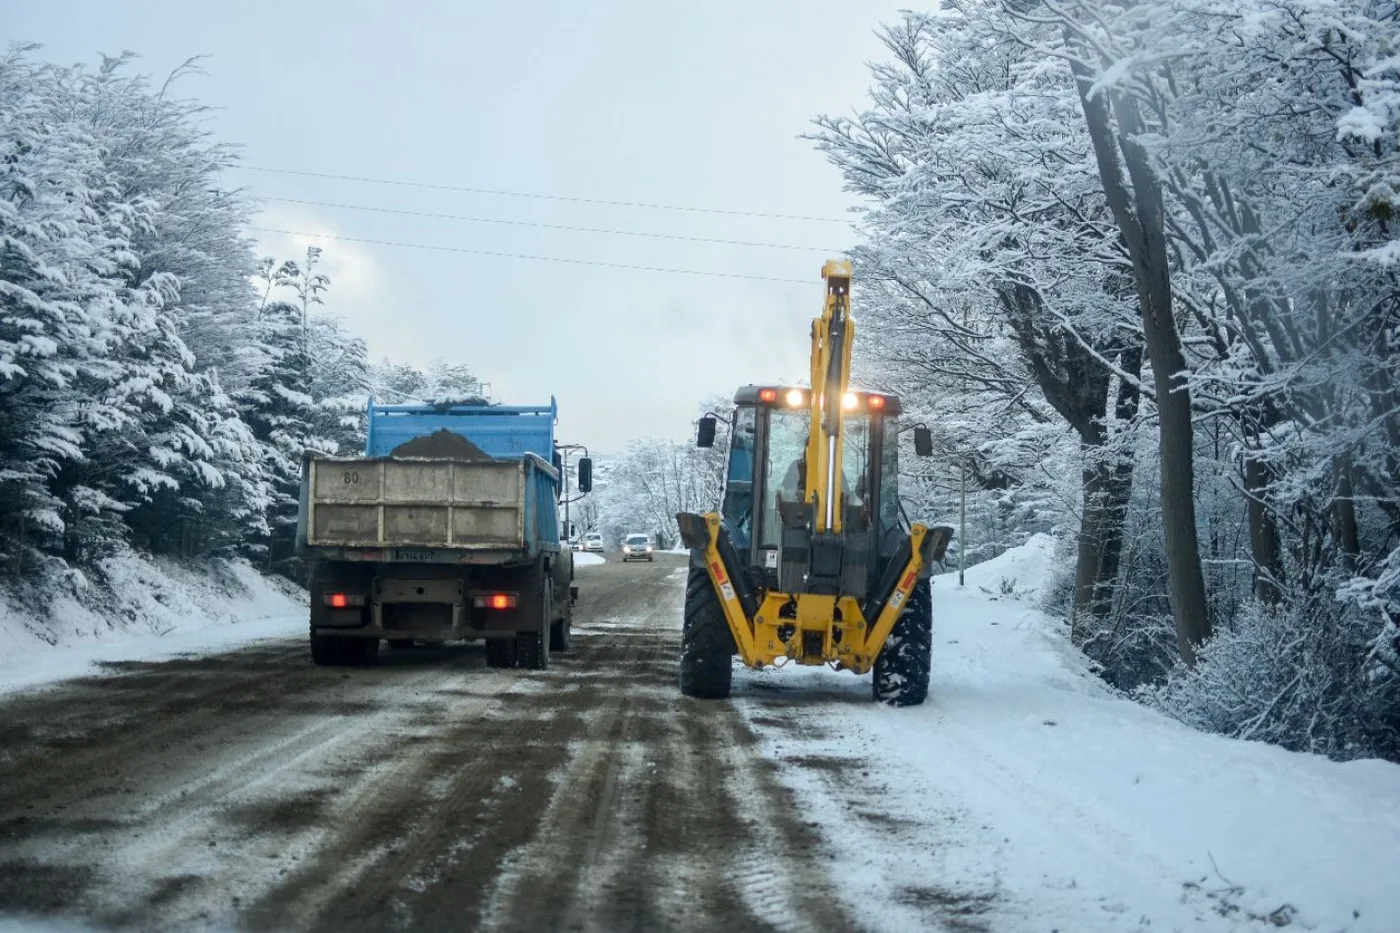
[822,1,1400,758]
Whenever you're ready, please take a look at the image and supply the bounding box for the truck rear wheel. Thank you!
[519,578,552,670]
[680,565,734,699]
[517,631,548,669]
[872,578,932,706]
[550,553,573,652]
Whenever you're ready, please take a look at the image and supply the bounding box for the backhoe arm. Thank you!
[804,259,855,534]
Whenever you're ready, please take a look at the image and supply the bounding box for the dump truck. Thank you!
[676,260,953,705]
[296,398,592,668]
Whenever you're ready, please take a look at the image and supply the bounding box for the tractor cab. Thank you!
[699,385,912,595]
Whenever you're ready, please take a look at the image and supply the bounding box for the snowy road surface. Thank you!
[1,543,1397,932]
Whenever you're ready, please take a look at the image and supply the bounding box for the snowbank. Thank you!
[0,552,305,695]
[574,552,606,567]
[735,533,1400,932]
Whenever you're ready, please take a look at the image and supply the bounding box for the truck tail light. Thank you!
[323,592,366,608]
[473,592,519,610]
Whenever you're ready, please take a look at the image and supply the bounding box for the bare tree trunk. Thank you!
[1073,459,1109,645]
[1332,453,1361,566]
[1069,50,1211,664]
[1094,347,1143,620]
[1244,454,1285,604]
[997,284,1138,645]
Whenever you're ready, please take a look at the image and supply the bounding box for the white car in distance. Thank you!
[581,533,604,553]
[621,534,654,562]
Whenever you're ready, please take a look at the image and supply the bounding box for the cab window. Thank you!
[721,406,757,544]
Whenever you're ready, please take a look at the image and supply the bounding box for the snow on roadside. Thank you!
[733,534,1400,932]
[0,552,305,696]
[2,547,608,695]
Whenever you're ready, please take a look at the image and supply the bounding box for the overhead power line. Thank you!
[259,197,844,252]
[235,165,853,224]
[248,227,815,285]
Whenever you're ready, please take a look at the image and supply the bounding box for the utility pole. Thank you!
[958,300,970,588]
[959,459,967,587]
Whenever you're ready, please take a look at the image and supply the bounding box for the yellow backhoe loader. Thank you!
[676,260,953,705]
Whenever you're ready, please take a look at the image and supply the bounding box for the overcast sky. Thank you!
[8,0,905,452]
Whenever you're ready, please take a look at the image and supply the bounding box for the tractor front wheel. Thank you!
[679,565,735,699]
[872,578,932,707]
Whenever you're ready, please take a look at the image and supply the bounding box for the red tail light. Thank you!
[868,395,886,410]
[322,593,365,608]
[472,592,520,610]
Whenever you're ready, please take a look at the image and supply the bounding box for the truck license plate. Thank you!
[393,548,435,562]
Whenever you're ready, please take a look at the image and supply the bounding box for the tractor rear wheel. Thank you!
[680,565,735,699]
[872,578,932,707]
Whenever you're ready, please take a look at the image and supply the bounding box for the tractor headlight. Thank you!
[785,388,806,407]
[842,391,860,410]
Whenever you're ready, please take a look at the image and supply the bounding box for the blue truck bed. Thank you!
[366,398,558,461]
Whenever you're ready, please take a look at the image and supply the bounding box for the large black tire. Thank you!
[872,578,933,706]
[518,630,548,670]
[679,565,735,699]
[550,558,573,653]
[520,578,552,670]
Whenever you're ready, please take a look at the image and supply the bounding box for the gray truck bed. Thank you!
[304,457,528,550]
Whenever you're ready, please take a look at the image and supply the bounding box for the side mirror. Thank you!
[578,457,593,493]
[696,415,717,449]
[913,425,933,457]
[552,451,563,475]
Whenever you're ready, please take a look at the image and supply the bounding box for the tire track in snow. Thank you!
[0,556,863,933]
